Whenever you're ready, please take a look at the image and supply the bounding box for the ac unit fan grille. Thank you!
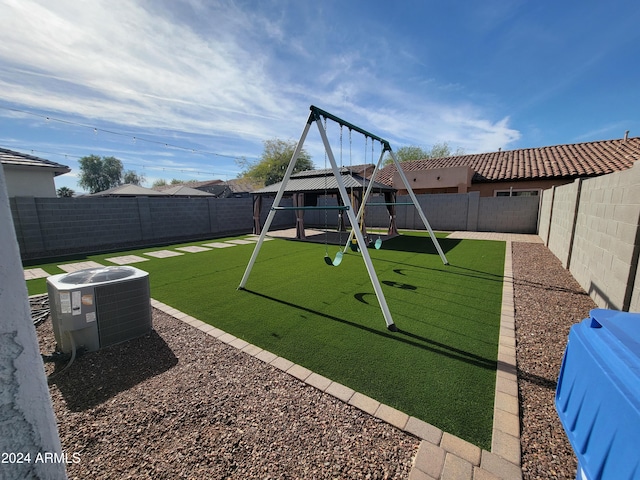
[94,278,152,348]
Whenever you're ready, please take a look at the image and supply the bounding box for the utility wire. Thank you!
[11,146,226,178]
[1,105,258,161]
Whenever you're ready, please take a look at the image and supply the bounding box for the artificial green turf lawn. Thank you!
[26,232,505,450]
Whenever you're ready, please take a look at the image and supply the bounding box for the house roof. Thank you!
[90,184,166,196]
[154,178,260,195]
[154,179,223,191]
[376,136,640,185]
[159,185,214,196]
[0,147,71,176]
[254,166,395,195]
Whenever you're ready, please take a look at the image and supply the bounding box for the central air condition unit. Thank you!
[47,266,152,354]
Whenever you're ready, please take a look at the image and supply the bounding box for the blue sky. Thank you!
[1,0,638,193]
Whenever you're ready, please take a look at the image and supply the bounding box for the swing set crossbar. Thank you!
[310,105,390,150]
[271,206,349,211]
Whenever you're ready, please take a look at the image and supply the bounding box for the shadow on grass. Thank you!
[50,330,177,411]
[242,288,497,371]
[380,235,462,255]
[372,277,501,321]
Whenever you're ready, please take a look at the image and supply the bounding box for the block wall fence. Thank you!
[10,191,540,261]
[301,192,539,234]
[538,162,640,312]
[9,196,291,261]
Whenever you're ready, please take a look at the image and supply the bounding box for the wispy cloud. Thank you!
[0,0,523,170]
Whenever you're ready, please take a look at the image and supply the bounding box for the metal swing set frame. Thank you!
[238,105,448,331]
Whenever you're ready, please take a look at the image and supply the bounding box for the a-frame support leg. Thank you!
[314,116,397,331]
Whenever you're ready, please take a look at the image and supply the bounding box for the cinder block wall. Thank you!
[10,191,541,261]
[10,196,260,260]
[477,196,540,233]
[537,187,554,244]
[542,163,640,311]
[631,259,640,313]
[570,164,640,310]
[301,193,539,233]
[547,180,581,267]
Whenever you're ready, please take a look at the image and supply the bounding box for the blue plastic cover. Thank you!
[556,309,640,480]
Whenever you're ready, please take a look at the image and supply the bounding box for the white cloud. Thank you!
[0,0,522,168]
[0,1,296,138]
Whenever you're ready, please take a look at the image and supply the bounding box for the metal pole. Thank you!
[238,117,314,289]
[315,116,397,331]
[388,149,449,265]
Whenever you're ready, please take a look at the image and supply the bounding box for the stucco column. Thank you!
[0,166,67,479]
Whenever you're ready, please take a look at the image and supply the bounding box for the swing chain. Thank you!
[323,116,329,256]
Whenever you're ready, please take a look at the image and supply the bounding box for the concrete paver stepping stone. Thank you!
[105,255,149,265]
[224,239,254,245]
[58,261,104,273]
[202,242,236,248]
[245,235,273,241]
[24,268,50,280]
[144,250,184,259]
[175,246,211,253]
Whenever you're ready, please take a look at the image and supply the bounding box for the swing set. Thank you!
[238,105,448,331]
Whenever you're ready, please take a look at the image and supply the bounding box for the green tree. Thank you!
[238,138,313,186]
[56,186,75,197]
[383,142,464,165]
[77,155,124,193]
[152,179,168,188]
[123,170,145,186]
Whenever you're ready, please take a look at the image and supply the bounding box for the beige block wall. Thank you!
[547,179,581,268]
[568,163,640,310]
[538,187,553,244]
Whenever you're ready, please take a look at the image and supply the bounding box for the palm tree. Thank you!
[57,186,75,197]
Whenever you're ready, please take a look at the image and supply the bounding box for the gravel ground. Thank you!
[512,242,597,480]
[33,240,597,479]
[37,310,418,479]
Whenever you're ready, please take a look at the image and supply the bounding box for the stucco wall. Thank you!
[0,166,67,479]
[2,165,59,198]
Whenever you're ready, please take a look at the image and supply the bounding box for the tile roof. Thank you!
[0,147,70,175]
[376,137,640,185]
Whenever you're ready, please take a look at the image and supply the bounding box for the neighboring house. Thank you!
[89,184,167,196]
[154,178,259,198]
[89,184,214,197]
[0,147,70,197]
[376,135,640,197]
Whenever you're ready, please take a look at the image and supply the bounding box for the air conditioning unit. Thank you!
[47,266,152,354]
